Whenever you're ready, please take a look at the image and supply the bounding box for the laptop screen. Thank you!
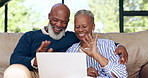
[37,52,87,78]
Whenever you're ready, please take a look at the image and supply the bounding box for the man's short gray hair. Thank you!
[74,9,94,24]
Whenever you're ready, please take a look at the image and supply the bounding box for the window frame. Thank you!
[119,0,148,33]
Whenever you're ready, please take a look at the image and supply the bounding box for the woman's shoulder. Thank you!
[97,38,115,45]
[70,42,80,48]
[66,42,80,52]
[97,38,114,42]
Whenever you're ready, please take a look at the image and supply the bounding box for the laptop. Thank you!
[37,52,87,78]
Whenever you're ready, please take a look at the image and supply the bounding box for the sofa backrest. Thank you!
[93,30,148,78]
[0,33,23,78]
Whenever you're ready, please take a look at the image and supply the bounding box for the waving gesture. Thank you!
[33,40,53,67]
[80,34,98,57]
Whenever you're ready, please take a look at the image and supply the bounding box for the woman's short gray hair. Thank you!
[74,9,94,24]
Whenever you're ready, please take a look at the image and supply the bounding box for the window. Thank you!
[1,0,148,33]
[124,16,148,32]
[0,6,5,32]
[124,0,148,11]
[1,0,62,33]
[65,0,119,33]
[120,0,148,33]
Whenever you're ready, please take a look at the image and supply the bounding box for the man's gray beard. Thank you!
[48,23,65,40]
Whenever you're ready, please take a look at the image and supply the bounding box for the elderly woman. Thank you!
[66,9,128,78]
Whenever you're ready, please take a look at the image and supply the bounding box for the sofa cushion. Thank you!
[0,33,23,78]
[140,63,148,78]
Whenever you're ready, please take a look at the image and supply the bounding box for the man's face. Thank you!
[48,10,69,34]
[74,14,94,41]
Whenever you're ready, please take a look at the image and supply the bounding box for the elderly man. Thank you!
[3,3,128,78]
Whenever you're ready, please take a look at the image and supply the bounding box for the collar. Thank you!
[41,26,48,35]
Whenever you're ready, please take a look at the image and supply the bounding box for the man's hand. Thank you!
[87,67,99,77]
[36,40,53,52]
[114,45,128,64]
[33,40,53,67]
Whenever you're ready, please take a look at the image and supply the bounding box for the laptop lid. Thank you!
[37,52,87,78]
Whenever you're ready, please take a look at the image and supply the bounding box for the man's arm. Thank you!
[101,40,128,78]
[10,33,34,71]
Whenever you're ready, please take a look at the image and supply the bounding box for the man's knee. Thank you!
[3,64,32,78]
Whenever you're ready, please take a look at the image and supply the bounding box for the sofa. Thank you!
[0,30,148,78]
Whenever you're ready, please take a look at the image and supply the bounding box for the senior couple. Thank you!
[4,3,128,78]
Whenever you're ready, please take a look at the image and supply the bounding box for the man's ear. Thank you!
[48,13,50,19]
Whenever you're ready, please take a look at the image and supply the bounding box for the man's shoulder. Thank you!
[65,31,77,36]
[24,30,41,35]
[65,31,75,34]
[26,29,41,33]
[64,31,79,42]
[65,31,77,38]
[20,30,42,39]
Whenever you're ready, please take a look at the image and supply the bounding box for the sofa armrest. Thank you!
[139,63,148,78]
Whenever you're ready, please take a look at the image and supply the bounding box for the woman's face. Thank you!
[74,14,95,41]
